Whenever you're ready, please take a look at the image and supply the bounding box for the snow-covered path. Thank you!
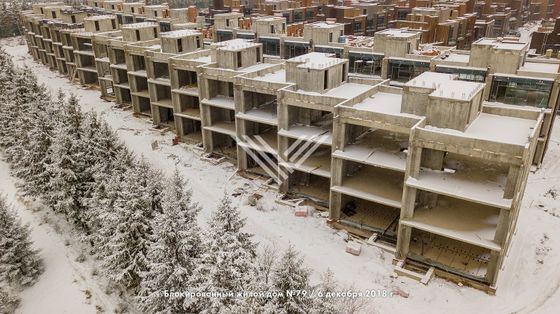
[3,38,560,313]
[0,156,112,314]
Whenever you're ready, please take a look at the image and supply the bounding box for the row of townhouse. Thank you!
[21,2,559,293]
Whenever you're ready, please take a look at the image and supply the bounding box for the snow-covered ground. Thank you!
[0,155,128,314]
[2,37,560,313]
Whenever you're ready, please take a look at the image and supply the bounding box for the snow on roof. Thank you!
[255,16,285,22]
[475,38,527,50]
[214,38,259,51]
[144,5,167,9]
[289,52,345,70]
[405,72,483,100]
[305,21,343,29]
[376,28,419,38]
[405,72,455,89]
[254,70,287,83]
[442,53,470,63]
[465,113,535,145]
[121,22,158,29]
[520,61,559,73]
[214,12,243,18]
[353,92,404,115]
[191,56,211,63]
[427,113,535,145]
[429,80,483,101]
[325,83,372,99]
[161,29,201,38]
[495,42,526,50]
[240,63,275,73]
[85,15,115,21]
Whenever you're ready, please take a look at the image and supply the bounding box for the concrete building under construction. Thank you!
[20,2,560,293]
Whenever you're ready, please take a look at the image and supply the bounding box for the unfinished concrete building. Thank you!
[234,63,291,177]
[213,12,244,41]
[146,29,204,128]
[72,15,119,86]
[198,39,268,160]
[122,22,160,116]
[169,49,212,144]
[393,72,542,291]
[92,30,122,99]
[429,38,560,166]
[276,53,370,203]
[21,3,559,292]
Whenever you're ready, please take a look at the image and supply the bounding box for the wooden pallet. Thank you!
[393,258,497,295]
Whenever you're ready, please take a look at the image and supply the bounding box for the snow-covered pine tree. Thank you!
[46,94,96,230]
[0,0,25,38]
[0,196,43,288]
[268,245,315,314]
[138,169,202,314]
[13,91,65,197]
[2,68,49,164]
[71,111,107,229]
[188,194,257,312]
[86,146,134,251]
[101,158,161,291]
[82,119,126,246]
[0,48,15,91]
[312,269,339,314]
[0,283,20,314]
[244,244,278,312]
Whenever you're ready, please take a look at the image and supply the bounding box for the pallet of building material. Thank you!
[294,205,313,217]
[364,233,397,254]
[345,240,362,256]
[401,258,497,295]
[393,260,431,283]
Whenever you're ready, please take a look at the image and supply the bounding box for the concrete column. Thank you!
[503,165,520,199]
[199,75,213,153]
[381,57,389,79]
[396,143,422,260]
[235,85,248,171]
[482,73,493,101]
[148,83,160,125]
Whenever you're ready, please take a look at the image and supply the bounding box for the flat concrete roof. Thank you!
[475,38,527,50]
[405,72,455,89]
[305,21,343,29]
[520,61,560,73]
[85,15,115,21]
[161,29,201,38]
[254,69,287,83]
[325,83,371,99]
[465,113,535,145]
[429,80,483,101]
[214,38,259,51]
[443,53,470,63]
[121,22,158,29]
[428,113,535,145]
[289,52,346,70]
[376,28,419,38]
[406,72,483,101]
[240,63,276,73]
[353,92,403,115]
